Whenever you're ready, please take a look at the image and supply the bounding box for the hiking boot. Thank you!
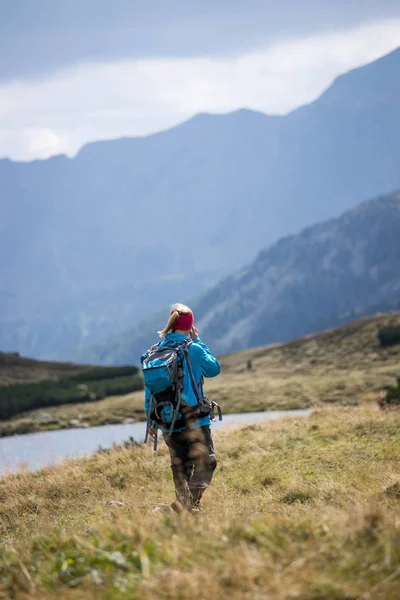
[170,498,188,514]
[191,503,203,514]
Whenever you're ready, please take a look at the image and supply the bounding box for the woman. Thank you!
[144,303,221,513]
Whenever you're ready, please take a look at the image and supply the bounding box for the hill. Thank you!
[0,352,142,427]
[200,311,400,414]
[79,191,400,364]
[0,351,101,386]
[3,312,399,437]
[1,47,400,360]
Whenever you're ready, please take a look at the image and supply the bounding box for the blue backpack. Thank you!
[141,339,190,433]
[141,339,222,436]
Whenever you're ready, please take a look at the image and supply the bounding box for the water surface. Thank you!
[0,409,310,475]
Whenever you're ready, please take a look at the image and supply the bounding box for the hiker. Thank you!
[142,303,221,513]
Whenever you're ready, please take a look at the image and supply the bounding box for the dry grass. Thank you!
[212,311,400,410]
[2,313,399,437]
[0,406,400,599]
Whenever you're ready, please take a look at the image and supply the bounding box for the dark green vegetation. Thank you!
[0,351,103,386]
[0,373,142,420]
[379,325,400,347]
[382,378,400,407]
[2,48,400,361]
[79,192,400,365]
[0,356,143,420]
[66,366,140,382]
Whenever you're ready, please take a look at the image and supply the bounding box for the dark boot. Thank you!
[171,481,193,513]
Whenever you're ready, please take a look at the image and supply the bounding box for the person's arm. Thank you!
[190,328,221,378]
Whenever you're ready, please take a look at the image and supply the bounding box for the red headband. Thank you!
[173,312,194,331]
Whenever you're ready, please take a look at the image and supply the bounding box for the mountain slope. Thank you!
[77,191,400,364]
[2,47,400,359]
[196,191,400,354]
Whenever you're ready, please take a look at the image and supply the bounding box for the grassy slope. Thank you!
[0,356,142,435]
[2,312,399,437]
[0,352,103,387]
[211,311,400,411]
[0,392,146,437]
[0,406,399,599]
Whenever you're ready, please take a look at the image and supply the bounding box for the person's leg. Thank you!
[163,431,193,510]
[187,426,217,506]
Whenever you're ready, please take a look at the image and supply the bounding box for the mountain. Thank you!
[75,191,400,364]
[196,191,400,354]
[1,48,400,359]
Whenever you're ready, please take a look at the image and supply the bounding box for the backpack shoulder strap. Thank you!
[183,345,202,403]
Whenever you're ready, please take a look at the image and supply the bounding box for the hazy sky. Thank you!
[1,0,400,160]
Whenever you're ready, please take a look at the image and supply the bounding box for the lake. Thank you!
[0,409,310,475]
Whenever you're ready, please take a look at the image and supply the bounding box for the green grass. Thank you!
[0,406,399,599]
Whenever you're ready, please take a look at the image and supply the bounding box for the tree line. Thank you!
[0,366,143,420]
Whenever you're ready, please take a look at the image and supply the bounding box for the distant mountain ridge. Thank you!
[75,191,400,364]
[1,47,400,359]
[315,47,400,109]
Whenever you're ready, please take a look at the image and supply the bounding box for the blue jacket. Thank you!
[144,332,221,432]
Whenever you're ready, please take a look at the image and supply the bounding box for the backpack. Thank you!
[141,339,222,436]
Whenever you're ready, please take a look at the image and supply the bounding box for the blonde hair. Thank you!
[158,303,192,338]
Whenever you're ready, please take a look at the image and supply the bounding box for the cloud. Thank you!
[0,18,399,160]
[1,0,400,80]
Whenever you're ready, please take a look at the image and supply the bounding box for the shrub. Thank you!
[384,378,400,406]
[378,326,400,347]
[385,482,400,499]
[378,377,400,409]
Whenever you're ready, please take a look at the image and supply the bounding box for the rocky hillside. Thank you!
[196,191,400,354]
[77,191,400,364]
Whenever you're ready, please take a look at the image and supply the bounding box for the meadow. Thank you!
[0,406,399,599]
